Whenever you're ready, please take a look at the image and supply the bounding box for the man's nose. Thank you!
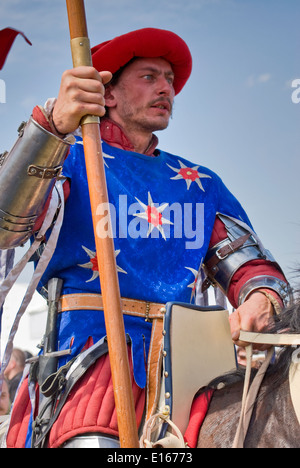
[157,76,174,96]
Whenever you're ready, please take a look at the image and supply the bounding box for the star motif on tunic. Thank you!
[78,245,127,282]
[167,160,211,191]
[185,266,200,302]
[76,141,114,167]
[133,192,173,240]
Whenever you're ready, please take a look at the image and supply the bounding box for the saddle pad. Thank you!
[162,302,237,435]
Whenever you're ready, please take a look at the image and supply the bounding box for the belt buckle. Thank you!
[216,248,228,261]
[216,242,235,261]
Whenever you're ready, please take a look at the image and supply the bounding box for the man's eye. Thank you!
[143,74,154,81]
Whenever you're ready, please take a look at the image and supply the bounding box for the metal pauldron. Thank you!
[0,118,72,249]
[238,275,293,308]
[202,214,279,296]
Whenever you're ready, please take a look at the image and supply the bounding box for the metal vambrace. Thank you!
[202,214,290,306]
[238,275,293,309]
[0,118,72,249]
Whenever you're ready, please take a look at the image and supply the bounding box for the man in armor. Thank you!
[0,28,290,448]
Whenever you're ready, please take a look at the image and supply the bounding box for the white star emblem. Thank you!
[185,265,201,302]
[133,192,173,240]
[76,141,114,167]
[167,160,211,191]
[79,245,127,282]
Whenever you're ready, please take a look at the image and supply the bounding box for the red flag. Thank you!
[0,27,32,70]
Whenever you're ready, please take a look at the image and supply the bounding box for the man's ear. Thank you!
[104,84,117,109]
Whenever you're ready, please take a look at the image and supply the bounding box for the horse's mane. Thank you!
[205,295,300,391]
[266,297,300,387]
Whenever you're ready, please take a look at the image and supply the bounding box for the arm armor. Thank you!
[202,214,291,306]
[0,118,72,249]
[238,275,292,308]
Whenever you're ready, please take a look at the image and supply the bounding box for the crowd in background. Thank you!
[0,348,32,418]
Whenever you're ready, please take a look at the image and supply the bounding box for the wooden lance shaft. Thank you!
[65,0,139,448]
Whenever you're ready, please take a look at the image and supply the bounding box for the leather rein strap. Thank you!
[232,331,300,448]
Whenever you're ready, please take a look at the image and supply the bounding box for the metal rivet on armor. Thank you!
[164,371,169,378]
[162,330,166,336]
[160,307,167,314]
[165,392,171,399]
[163,350,167,357]
[145,302,150,322]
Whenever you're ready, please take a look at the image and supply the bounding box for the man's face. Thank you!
[105,57,175,134]
[0,380,10,416]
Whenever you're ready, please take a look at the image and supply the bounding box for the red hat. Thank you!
[91,28,192,95]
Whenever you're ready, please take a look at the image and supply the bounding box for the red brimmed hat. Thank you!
[91,28,192,95]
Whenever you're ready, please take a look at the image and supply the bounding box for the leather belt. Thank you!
[58,293,165,321]
[57,293,166,423]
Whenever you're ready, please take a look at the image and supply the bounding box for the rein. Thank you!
[233,330,300,448]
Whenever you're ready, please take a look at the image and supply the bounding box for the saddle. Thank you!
[140,302,237,447]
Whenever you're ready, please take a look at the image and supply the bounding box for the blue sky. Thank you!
[0,0,299,286]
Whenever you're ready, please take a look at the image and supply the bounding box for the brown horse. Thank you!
[197,299,300,448]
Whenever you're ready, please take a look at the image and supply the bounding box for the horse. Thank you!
[197,298,300,448]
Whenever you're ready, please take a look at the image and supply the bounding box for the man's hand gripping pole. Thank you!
[65,0,139,448]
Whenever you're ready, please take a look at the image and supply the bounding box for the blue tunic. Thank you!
[38,138,252,388]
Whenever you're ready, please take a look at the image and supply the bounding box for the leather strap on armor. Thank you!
[202,214,280,295]
[0,118,73,249]
[204,233,251,273]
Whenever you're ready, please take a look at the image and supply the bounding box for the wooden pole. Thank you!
[65,0,139,448]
